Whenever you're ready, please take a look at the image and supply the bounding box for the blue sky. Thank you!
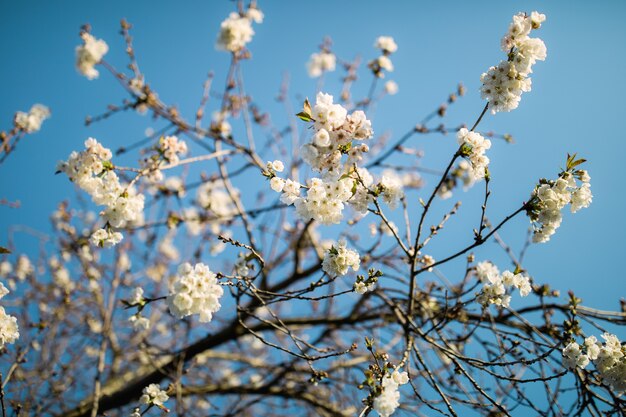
[1,0,624,310]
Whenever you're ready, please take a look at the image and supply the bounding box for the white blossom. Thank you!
[128,314,150,331]
[139,383,169,406]
[476,263,531,307]
[158,135,187,164]
[481,11,547,113]
[76,33,109,80]
[15,255,33,281]
[307,51,336,78]
[59,138,145,239]
[529,170,591,243]
[216,12,257,52]
[14,104,51,133]
[457,128,491,181]
[322,240,360,277]
[372,369,409,417]
[270,177,285,192]
[0,283,19,349]
[384,80,399,95]
[167,263,224,323]
[378,170,404,210]
[91,228,123,248]
[563,333,626,394]
[374,36,398,54]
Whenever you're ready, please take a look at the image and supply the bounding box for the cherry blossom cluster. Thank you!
[139,383,169,407]
[215,5,263,52]
[475,261,531,308]
[377,170,405,209]
[140,136,188,184]
[0,255,34,285]
[157,135,188,164]
[0,282,19,349]
[563,333,625,394]
[457,128,491,181]
[197,180,238,220]
[269,93,407,224]
[322,239,360,277]
[372,369,409,417]
[369,36,397,78]
[354,268,382,294]
[76,32,109,80]
[167,262,224,323]
[480,11,546,113]
[307,49,336,78]
[126,287,150,331]
[295,177,354,225]
[527,160,592,243]
[14,104,51,133]
[90,228,123,248]
[303,92,373,174]
[58,138,145,246]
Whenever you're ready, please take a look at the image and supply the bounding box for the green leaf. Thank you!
[296,111,314,123]
[0,246,10,254]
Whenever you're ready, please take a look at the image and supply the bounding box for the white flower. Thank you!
[0,262,11,278]
[0,283,19,349]
[322,240,360,277]
[59,138,145,239]
[101,191,145,228]
[384,80,399,95]
[246,7,264,24]
[129,287,144,305]
[292,177,353,225]
[585,336,601,361]
[354,281,375,294]
[372,369,408,417]
[139,383,169,406]
[158,135,187,164]
[529,169,591,243]
[313,129,331,147]
[374,36,398,54]
[457,128,491,181]
[91,228,123,248]
[15,255,33,281]
[76,33,109,80]
[375,55,394,72]
[345,110,374,140]
[0,306,19,349]
[270,177,285,192]
[307,51,336,78]
[482,11,547,114]
[266,160,284,173]
[129,314,150,331]
[158,234,180,261]
[167,263,224,323]
[197,180,238,220]
[0,282,9,299]
[475,261,500,284]
[570,183,592,213]
[530,11,546,29]
[476,264,530,307]
[379,170,404,209]
[216,12,256,52]
[14,104,51,133]
[279,179,301,205]
[313,92,347,132]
